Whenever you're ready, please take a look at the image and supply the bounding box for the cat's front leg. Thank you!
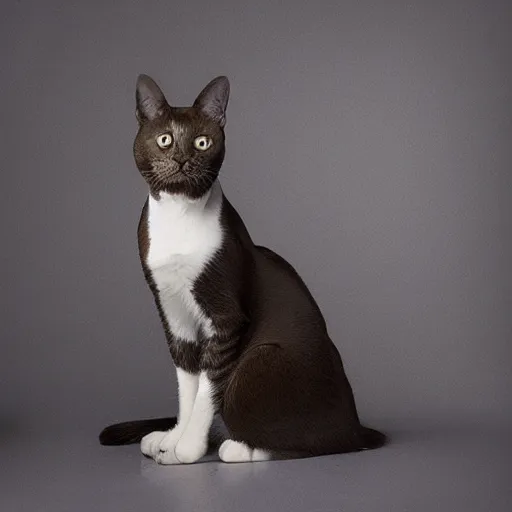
[141,367,199,461]
[156,371,215,464]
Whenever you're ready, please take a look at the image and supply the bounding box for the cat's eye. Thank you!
[156,133,173,149]
[194,136,213,151]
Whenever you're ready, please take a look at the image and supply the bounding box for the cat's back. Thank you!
[250,244,328,339]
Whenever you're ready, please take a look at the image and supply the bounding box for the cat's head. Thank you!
[133,74,230,199]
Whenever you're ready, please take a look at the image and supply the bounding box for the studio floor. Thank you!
[1,419,510,512]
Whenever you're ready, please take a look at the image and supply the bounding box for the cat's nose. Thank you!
[172,156,187,167]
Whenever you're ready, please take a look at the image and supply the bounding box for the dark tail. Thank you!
[359,426,388,450]
[99,417,177,446]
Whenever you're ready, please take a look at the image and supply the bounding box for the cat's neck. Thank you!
[148,180,223,217]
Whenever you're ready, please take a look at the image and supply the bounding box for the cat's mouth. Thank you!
[153,161,190,179]
[171,160,193,177]
[163,170,190,182]
[143,167,188,188]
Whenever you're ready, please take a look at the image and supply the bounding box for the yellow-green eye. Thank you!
[156,133,173,149]
[194,136,213,151]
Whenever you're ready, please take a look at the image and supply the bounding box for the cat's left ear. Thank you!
[193,76,230,127]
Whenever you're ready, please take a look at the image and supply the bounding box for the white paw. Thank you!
[157,428,183,452]
[155,445,181,465]
[252,448,271,462]
[218,440,271,463]
[140,431,168,458]
[219,439,252,462]
[170,434,208,464]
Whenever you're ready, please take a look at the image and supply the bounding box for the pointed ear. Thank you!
[135,74,169,123]
[193,76,230,127]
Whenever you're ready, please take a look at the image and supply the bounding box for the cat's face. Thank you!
[133,75,230,199]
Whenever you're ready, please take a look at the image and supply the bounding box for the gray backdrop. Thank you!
[1,0,511,437]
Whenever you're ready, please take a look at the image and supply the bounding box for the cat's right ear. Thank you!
[135,75,169,123]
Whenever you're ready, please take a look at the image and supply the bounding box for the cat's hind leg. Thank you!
[221,342,364,459]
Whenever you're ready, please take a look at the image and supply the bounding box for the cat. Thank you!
[99,74,387,463]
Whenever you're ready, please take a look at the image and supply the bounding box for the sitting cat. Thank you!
[99,74,386,463]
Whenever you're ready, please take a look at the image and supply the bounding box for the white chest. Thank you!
[146,182,224,342]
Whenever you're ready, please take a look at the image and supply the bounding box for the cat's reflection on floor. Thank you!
[140,450,271,508]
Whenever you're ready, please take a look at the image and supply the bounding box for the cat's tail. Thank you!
[99,417,177,446]
[359,426,388,450]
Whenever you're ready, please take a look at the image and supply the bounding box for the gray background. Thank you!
[1,1,511,511]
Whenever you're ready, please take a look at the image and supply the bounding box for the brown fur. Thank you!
[99,75,387,458]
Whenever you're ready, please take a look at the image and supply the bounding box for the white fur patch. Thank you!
[175,368,200,426]
[146,181,223,342]
[219,440,271,463]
